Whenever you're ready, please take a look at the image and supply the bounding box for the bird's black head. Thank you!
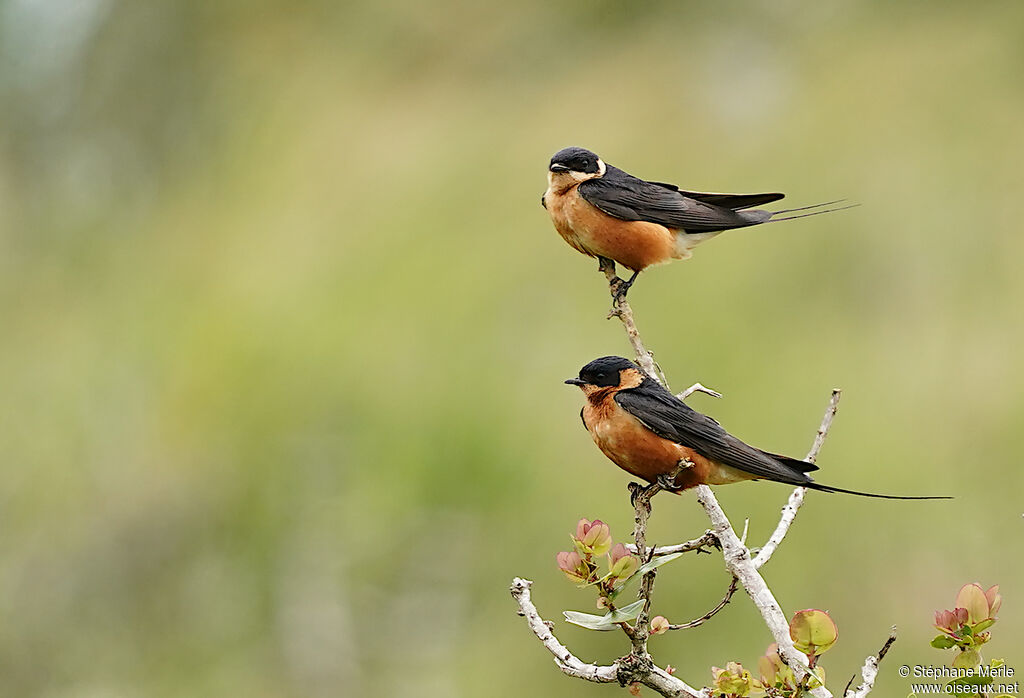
[549,147,603,175]
[565,356,643,390]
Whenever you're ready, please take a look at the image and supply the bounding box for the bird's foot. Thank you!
[628,481,661,510]
[611,270,640,303]
[655,472,681,491]
[606,271,640,318]
[628,482,645,508]
[610,278,631,303]
[656,458,694,491]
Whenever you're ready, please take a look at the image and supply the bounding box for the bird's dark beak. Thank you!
[549,163,570,173]
[564,377,585,386]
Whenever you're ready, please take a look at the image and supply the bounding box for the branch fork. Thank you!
[511,263,895,697]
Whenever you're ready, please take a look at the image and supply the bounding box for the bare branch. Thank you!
[627,530,719,557]
[626,480,662,654]
[843,628,897,698]
[752,389,841,570]
[509,576,707,697]
[806,389,842,463]
[509,578,618,683]
[510,265,892,697]
[641,666,707,698]
[678,383,723,400]
[667,576,739,630]
[598,258,664,385]
[693,485,833,698]
[599,268,835,695]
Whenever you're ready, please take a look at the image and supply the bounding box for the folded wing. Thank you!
[613,386,816,486]
[578,166,781,233]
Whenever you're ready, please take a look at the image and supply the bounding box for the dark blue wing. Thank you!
[614,386,816,485]
[578,166,779,233]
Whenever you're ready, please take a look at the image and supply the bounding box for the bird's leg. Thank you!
[612,269,641,302]
[597,257,621,289]
[628,482,644,508]
[598,257,632,316]
[656,458,694,491]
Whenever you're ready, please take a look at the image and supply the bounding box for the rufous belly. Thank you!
[582,396,756,490]
[545,186,681,272]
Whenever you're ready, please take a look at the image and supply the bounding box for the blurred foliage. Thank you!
[1,0,1023,696]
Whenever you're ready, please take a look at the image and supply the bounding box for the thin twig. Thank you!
[876,631,896,662]
[806,390,842,463]
[843,627,897,698]
[627,530,719,557]
[628,481,661,654]
[598,257,664,384]
[678,383,723,400]
[667,576,739,630]
[509,578,618,683]
[752,389,841,570]
[508,578,706,697]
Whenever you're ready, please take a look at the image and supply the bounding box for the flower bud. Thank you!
[650,616,669,635]
[985,585,1002,617]
[607,543,639,580]
[711,662,758,696]
[573,518,612,556]
[758,643,796,690]
[955,583,990,625]
[556,551,590,583]
[934,609,959,634]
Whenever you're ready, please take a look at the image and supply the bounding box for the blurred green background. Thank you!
[1,1,1022,695]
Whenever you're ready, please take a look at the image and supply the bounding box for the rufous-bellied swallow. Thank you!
[565,356,949,499]
[542,147,853,296]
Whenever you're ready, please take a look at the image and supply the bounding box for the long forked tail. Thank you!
[806,482,951,500]
[768,200,860,222]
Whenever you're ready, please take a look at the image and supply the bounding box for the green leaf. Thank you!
[804,666,827,687]
[790,609,839,656]
[952,649,981,669]
[633,552,685,578]
[562,600,646,631]
[562,610,619,631]
[931,635,957,649]
[607,599,646,622]
[610,553,686,593]
[972,619,995,633]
